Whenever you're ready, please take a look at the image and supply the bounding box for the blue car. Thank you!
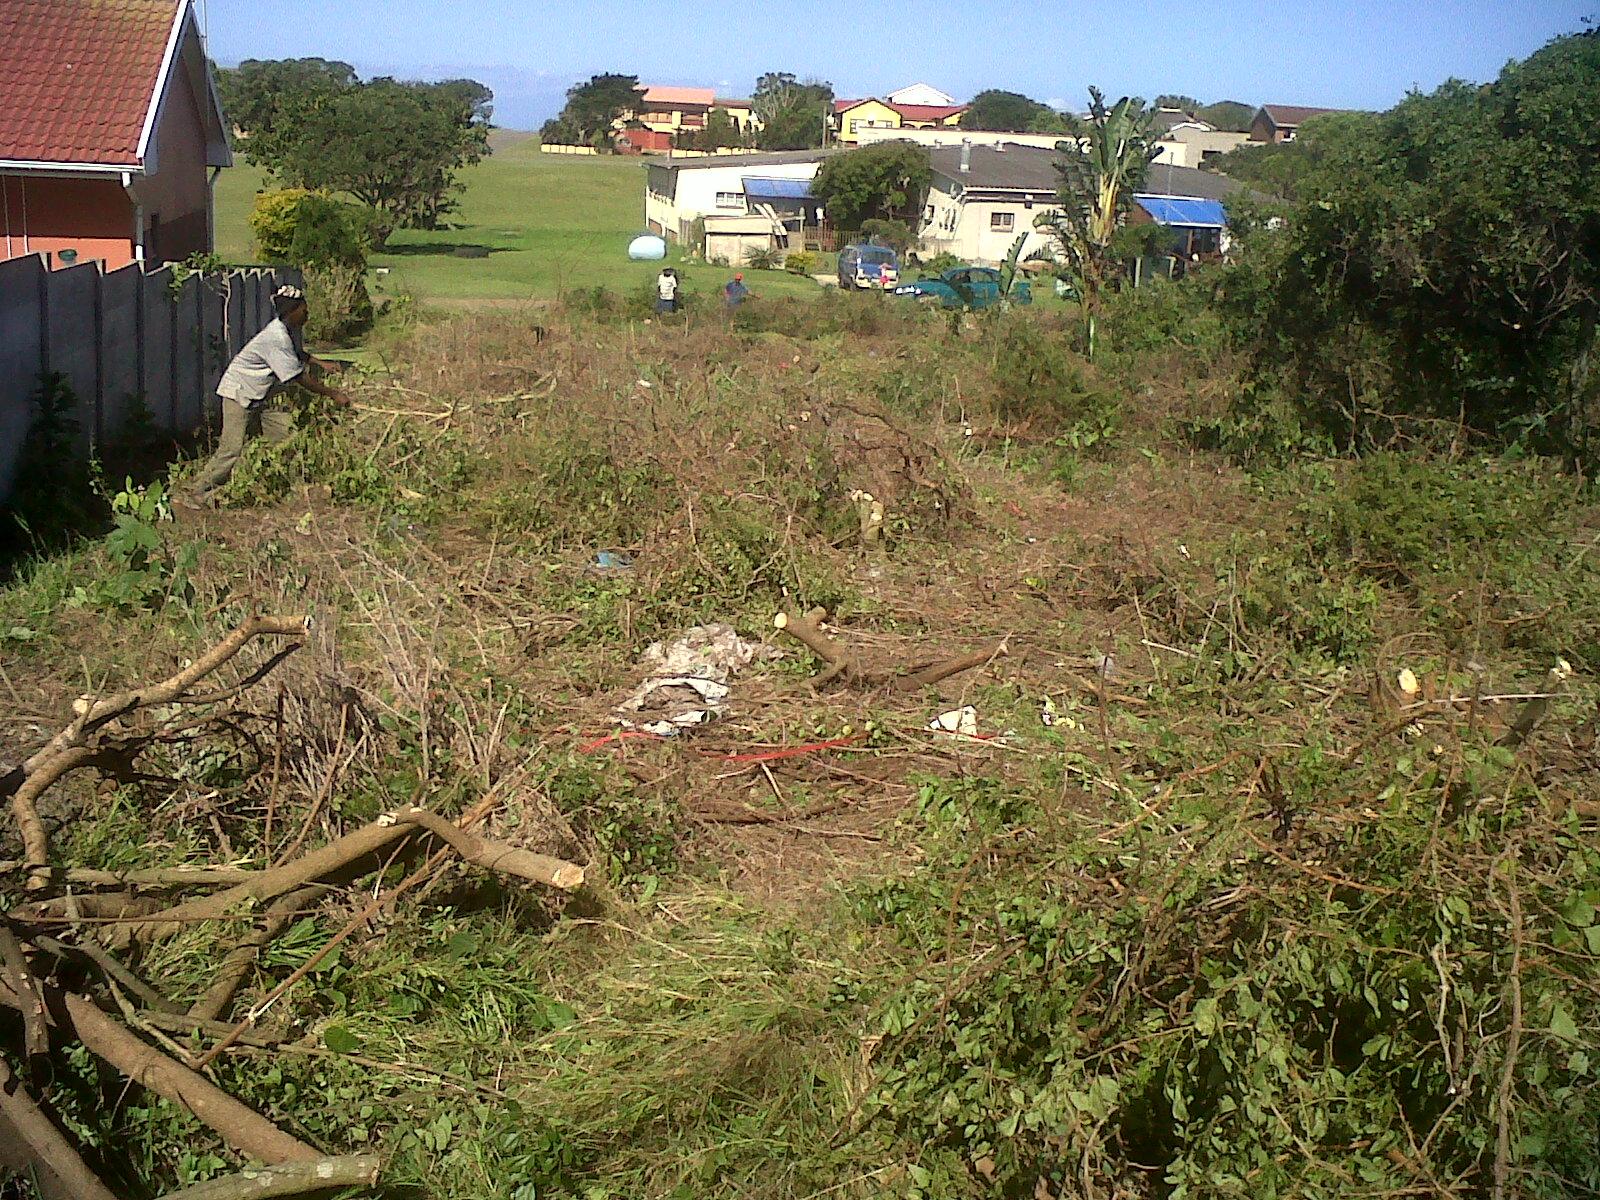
[837,244,900,290]
[892,266,1032,310]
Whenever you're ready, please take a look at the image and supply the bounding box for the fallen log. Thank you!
[893,641,1009,692]
[0,979,320,1164]
[114,806,584,947]
[0,925,48,1059]
[397,807,586,890]
[155,1154,381,1200]
[6,614,310,887]
[108,817,414,947]
[0,1056,120,1200]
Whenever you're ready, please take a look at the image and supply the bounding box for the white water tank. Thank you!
[628,234,667,261]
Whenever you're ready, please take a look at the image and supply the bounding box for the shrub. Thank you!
[989,317,1120,430]
[783,250,818,275]
[744,246,781,270]
[250,190,373,340]
[248,188,311,262]
[304,262,374,343]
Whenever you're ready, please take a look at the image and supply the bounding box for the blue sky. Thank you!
[205,0,1595,130]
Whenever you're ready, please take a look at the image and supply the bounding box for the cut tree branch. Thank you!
[6,614,310,887]
[154,1154,381,1200]
[0,1056,120,1200]
[0,979,320,1164]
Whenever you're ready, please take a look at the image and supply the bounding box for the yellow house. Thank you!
[833,97,966,145]
[833,98,901,145]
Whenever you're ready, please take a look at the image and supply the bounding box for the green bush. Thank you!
[250,189,373,340]
[304,262,374,343]
[783,250,818,275]
[989,317,1121,431]
[744,246,781,270]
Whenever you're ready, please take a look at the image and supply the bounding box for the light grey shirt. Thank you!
[217,317,306,406]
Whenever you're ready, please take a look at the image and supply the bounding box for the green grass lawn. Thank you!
[214,137,825,306]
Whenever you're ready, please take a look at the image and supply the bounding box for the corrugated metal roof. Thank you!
[743,176,812,199]
[1135,196,1228,227]
[647,148,833,173]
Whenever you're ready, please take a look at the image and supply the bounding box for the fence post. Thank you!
[37,256,49,377]
[92,266,105,449]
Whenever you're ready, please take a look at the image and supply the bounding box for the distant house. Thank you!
[917,141,1249,267]
[643,148,832,248]
[833,96,967,146]
[918,142,1065,266]
[1249,104,1344,143]
[887,83,959,107]
[0,0,232,269]
[635,86,718,138]
[1152,108,1212,135]
[616,87,762,153]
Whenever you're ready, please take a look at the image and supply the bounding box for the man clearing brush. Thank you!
[182,285,350,508]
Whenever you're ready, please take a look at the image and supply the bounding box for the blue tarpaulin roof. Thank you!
[1135,196,1227,227]
[743,176,813,199]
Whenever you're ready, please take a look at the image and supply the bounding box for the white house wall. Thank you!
[644,160,824,242]
[919,191,1059,266]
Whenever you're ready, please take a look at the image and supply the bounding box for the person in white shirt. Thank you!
[183,286,349,506]
[655,268,679,314]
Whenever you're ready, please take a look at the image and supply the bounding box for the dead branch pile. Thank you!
[0,614,589,1197]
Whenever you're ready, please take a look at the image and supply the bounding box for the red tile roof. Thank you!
[888,102,966,121]
[1259,104,1343,128]
[0,0,184,166]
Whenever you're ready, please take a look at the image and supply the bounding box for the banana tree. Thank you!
[1034,88,1157,357]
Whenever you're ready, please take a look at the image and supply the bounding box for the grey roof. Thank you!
[928,142,1068,193]
[645,148,834,173]
[1135,161,1246,201]
[928,142,1247,202]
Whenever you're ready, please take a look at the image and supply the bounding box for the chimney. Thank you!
[960,138,971,173]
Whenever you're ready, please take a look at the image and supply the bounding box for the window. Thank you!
[990,211,1015,231]
[924,204,935,222]
[715,191,744,209]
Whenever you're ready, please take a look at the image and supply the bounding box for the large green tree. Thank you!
[223,63,492,246]
[1034,88,1158,357]
[960,90,1051,130]
[218,58,358,165]
[811,142,931,230]
[1155,93,1201,111]
[543,74,646,149]
[274,78,491,245]
[1222,29,1600,457]
[753,72,833,149]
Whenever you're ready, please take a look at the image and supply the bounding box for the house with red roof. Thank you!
[0,0,231,270]
[832,95,967,146]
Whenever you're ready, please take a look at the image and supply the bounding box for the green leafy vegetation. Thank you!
[220,61,491,246]
[811,142,933,230]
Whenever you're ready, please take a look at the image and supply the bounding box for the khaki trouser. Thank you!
[192,399,293,495]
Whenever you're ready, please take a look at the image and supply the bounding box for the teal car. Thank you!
[892,266,1032,310]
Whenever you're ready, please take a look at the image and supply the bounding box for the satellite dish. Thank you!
[628,234,667,261]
